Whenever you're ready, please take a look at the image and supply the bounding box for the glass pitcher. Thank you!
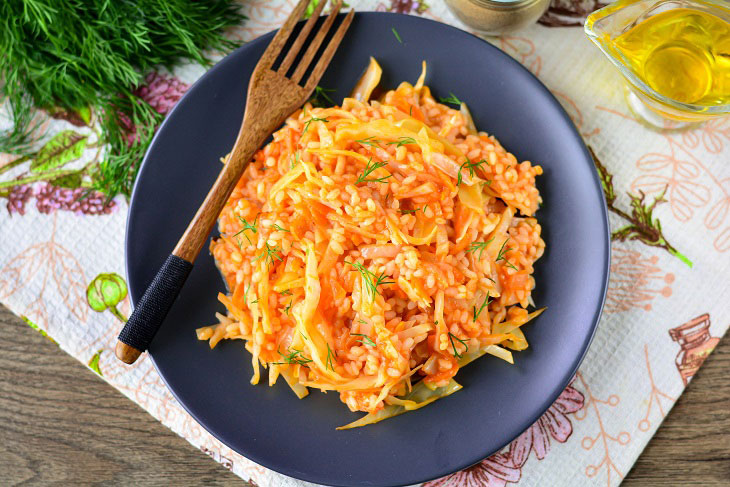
[585,0,730,129]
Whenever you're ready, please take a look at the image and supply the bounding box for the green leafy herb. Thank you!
[400,204,428,215]
[242,282,252,305]
[356,136,381,147]
[387,137,417,148]
[456,157,488,186]
[234,214,259,244]
[472,293,491,322]
[280,289,293,296]
[290,150,301,169]
[309,85,336,107]
[272,347,313,367]
[254,243,283,268]
[283,300,293,316]
[439,93,463,106]
[392,27,402,43]
[345,261,394,301]
[273,224,290,233]
[495,238,518,270]
[326,343,337,371]
[466,238,494,259]
[0,1,244,197]
[303,116,329,133]
[448,332,469,359]
[355,158,392,184]
[351,333,376,347]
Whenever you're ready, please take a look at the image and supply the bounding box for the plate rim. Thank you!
[125,11,611,486]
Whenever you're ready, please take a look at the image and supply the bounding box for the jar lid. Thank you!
[470,0,541,7]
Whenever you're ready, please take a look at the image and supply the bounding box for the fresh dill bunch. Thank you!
[0,0,245,196]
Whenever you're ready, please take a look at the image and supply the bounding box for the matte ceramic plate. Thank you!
[126,12,609,487]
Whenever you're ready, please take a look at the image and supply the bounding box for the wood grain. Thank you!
[1,304,727,486]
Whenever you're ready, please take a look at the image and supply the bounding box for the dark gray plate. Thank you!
[126,12,609,487]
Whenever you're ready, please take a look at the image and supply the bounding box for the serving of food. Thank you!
[195,60,546,428]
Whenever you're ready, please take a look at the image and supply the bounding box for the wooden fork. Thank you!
[116,0,354,364]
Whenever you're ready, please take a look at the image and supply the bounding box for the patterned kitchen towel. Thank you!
[1,1,729,486]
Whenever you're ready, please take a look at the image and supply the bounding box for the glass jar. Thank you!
[585,0,730,129]
[668,313,719,386]
[446,0,552,35]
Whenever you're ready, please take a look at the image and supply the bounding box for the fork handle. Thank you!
[116,255,193,363]
[115,118,267,364]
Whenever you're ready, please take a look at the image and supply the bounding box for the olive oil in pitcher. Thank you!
[612,8,730,105]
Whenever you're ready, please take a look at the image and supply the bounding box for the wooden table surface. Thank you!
[1,304,728,486]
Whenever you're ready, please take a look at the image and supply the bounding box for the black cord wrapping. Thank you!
[118,254,193,352]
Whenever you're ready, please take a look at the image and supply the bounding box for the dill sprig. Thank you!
[253,243,283,268]
[272,347,313,367]
[283,300,293,316]
[392,27,403,43]
[280,289,293,296]
[234,214,259,244]
[400,204,428,215]
[242,282,252,305]
[326,343,337,371]
[355,136,381,147]
[0,0,245,197]
[303,116,329,133]
[345,261,394,301]
[355,158,392,184]
[495,238,518,270]
[273,224,290,233]
[473,293,491,322]
[448,332,469,359]
[439,93,463,106]
[387,137,417,148]
[351,333,376,347]
[456,157,488,186]
[466,238,494,259]
[309,85,335,107]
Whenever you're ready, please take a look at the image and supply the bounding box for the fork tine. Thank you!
[303,8,354,93]
[257,0,311,70]
[290,0,344,84]
[277,0,328,75]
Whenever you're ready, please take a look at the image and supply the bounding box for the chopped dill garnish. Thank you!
[251,299,259,304]
[283,300,293,316]
[466,238,494,259]
[235,237,243,250]
[355,136,381,147]
[355,158,392,184]
[351,333,376,347]
[495,238,518,270]
[309,85,335,107]
[387,136,417,148]
[272,347,313,367]
[290,151,300,169]
[456,157,488,186]
[358,319,368,325]
[392,27,402,43]
[473,292,491,322]
[280,289,293,296]
[300,330,309,341]
[409,105,413,117]
[400,204,427,215]
[253,243,283,268]
[273,224,290,233]
[439,93,463,106]
[326,343,337,371]
[303,116,329,133]
[448,332,469,359]
[233,214,259,244]
[345,261,394,301]
[242,282,252,305]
